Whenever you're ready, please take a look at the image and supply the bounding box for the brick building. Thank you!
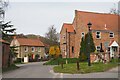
[10,37,45,60]
[60,10,120,58]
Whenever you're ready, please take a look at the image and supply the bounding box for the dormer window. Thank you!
[109,32,114,38]
[81,32,85,38]
[96,31,101,39]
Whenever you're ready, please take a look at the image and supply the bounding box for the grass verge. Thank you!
[43,58,85,65]
[54,62,119,74]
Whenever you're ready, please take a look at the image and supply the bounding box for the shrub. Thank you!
[49,46,60,59]
[14,58,23,63]
[35,54,40,61]
[79,53,87,61]
[44,58,80,65]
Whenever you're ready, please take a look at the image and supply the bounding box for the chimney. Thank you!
[105,24,107,30]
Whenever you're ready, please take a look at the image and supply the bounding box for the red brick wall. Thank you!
[60,26,75,58]
[2,43,10,68]
[69,33,75,58]
[60,26,67,58]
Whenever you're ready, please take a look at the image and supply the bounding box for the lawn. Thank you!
[54,62,119,74]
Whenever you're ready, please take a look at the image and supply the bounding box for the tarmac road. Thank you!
[2,62,119,78]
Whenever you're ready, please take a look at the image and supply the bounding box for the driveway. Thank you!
[2,62,119,78]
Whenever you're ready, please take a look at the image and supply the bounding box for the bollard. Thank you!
[61,62,63,69]
[77,61,80,71]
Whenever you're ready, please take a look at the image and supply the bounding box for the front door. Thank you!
[111,46,118,58]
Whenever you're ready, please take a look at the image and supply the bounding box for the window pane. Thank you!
[97,32,100,34]
[96,35,100,38]
[72,46,74,53]
[32,47,35,52]
[109,32,114,38]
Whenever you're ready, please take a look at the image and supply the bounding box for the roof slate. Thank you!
[63,23,74,33]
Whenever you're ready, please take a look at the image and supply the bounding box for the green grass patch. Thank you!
[54,62,119,74]
[2,64,19,73]
[44,58,84,65]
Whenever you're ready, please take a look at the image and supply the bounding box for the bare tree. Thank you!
[110,8,120,15]
[109,3,120,15]
[45,25,59,43]
[0,0,9,19]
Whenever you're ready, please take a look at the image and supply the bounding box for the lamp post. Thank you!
[65,28,68,64]
[87,22,92,66]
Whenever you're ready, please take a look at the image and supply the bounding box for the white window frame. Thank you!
[31,47,35,52]
[38,47,41,52]
[96,31,101,39]
[109,32,114,38]
[81,32,85,38]
[25,47,28,52]
[96,46,101,52]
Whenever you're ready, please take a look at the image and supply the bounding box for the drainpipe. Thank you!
[66,28,68,64]
[66,28,67,58]
[68,32,70,58]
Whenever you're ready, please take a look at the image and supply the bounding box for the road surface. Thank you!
[2,62,119,78]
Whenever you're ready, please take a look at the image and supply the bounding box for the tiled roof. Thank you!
[63,23,74,33]
[76,10,119,32]
[109,40,119,47]
[17,38,44,47]
[0,39,9,44]
[109,40,114,46]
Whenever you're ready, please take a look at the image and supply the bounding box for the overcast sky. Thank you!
[4,0,119,36]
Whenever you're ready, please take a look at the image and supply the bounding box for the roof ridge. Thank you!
[75,10,119,16]
[63,23,72,25]
[17,38,40,40]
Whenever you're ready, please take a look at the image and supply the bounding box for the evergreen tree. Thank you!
[79,37,87,61]
[0,21,16,41]
[80,37,85,54]
[0,0,16,41]
[85,33,96,55]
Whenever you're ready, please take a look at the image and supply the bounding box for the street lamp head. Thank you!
[87,22,92,31]
[87,21,92,27]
